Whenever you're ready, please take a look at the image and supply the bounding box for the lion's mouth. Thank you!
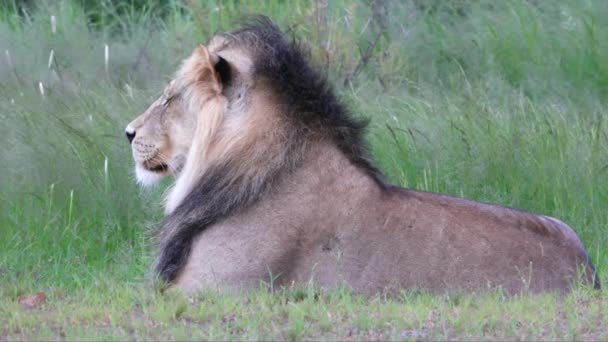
[140,158,169,173]
[136,152,185,177]
[147,163,169,173]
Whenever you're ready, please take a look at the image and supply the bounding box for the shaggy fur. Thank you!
[126,16,599,294]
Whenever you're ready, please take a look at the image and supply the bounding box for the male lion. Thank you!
[125,17,599,295]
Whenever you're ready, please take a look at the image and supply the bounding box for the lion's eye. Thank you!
[160,94,179,112]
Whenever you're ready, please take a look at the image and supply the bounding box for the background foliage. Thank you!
[0,0,607,339]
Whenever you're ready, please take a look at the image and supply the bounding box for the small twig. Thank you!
[343,0,388,86]
[104,44,110,74]
[314,0,330,66]
[343,29,383,86]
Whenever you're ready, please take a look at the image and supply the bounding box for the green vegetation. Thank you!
[1,0,607,339]
[2,284,607,340]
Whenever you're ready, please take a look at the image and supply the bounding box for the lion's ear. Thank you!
[193,45,232,89]
[193,44,219,65]
[213,56,232,89]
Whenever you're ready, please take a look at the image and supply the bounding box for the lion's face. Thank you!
[125,44,229,187]
[125,82,195,185]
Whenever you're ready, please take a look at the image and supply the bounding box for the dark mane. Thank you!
[226,16,384,185]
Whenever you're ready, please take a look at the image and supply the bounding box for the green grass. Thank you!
[1,284,607,340]
[1,0,607,339]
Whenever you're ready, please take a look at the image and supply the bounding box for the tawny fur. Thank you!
[126,18,599,295]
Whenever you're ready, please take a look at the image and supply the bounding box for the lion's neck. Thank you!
[274,142,384,209]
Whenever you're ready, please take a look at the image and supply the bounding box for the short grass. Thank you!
[1,284,607,340]
[1,0,607,340]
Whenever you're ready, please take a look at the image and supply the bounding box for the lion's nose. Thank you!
[125,129,136,144]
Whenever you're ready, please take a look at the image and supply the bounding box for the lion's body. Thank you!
[175,143,595,294]
[126,17,598,295]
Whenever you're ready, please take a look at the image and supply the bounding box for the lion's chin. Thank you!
[135,164,166,186]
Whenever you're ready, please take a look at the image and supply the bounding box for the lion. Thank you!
[125,17,599,295]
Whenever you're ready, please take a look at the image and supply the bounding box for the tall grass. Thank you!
[0,0,606,294]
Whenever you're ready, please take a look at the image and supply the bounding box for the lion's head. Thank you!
[125,45,226,185]
[126,18,381,221]
[125,36,262,214]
